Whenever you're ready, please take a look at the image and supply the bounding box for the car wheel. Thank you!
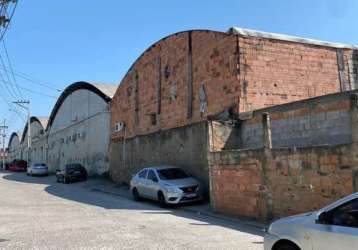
[132,188,141,201]
[275,242,300,250]
[158,191,167,208]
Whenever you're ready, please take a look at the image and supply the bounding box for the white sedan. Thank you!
[27,163,49,176]
[265,192,358,250]
[130,166,203,206]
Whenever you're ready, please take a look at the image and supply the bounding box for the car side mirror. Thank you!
[316,211,332,224]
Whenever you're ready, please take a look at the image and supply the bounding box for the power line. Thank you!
[2,39,23,98]
[0,79,58,98]
[0,66,62,92]
[0,51,19,98]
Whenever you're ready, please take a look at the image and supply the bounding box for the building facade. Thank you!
[45,82,116,175]
[7,132,21,162]
[20,117,48,163]
[8,81,117,176]
[109,27,358,189]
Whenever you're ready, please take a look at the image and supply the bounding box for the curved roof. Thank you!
[116,29,225,97]
[46,81,117,131]
[20,116,49,144]
[8,132,21,149]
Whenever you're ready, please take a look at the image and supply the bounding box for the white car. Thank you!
[264,192,358,250]
[27,163,49,176]
[130,166,203,206]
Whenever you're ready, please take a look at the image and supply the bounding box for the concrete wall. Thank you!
[210,92,353,151]
[209,91,358,221]
[47,89,111,175]
[109,122,210,192]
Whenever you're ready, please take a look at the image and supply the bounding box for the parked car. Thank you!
[130,166,203,206]
[56,164,87,184]
[264,192,358,250]
[27,163,48,176]
[8,160,27,172]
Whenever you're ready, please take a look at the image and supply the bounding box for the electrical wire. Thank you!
[0,79,58,99]
[2,39,23,98]
[0,66,62,92]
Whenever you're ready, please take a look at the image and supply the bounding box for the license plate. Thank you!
[186,193,197,198]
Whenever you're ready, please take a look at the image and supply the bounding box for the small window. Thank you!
[147,170,158,182]
[138,169,148,179]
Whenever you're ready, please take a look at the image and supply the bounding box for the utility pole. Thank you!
[0,119,8,170]
[13,100,30,164]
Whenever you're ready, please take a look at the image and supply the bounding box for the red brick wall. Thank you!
[210,147,355,221]
[209,93,358,221]
[111,30,354,139]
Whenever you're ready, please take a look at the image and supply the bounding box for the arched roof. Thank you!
[46,81,117,131]
[115,29,225,97]
[20,116,48,144]
[8,132,21,149]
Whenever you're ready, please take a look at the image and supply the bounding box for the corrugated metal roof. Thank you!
[229,27,358,49]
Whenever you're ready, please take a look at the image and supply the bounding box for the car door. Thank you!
[145,169,160,200]
[136,169,148,197]
[310,198,358,250]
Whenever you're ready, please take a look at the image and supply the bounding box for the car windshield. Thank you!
[35,163,46,167]
[157,168,189,180]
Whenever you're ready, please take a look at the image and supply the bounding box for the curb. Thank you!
[87,184,267,231]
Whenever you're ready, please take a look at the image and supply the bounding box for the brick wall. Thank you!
[210,92,353,151]
[209,91,358,221]
[109,28,358,187]
[111,29,358,141]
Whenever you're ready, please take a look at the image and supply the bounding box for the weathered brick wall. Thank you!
[209,91,358,221]
[211,92,353,151]
[111,30,357,141]
[210,146,356,221]
[110,28,358,186]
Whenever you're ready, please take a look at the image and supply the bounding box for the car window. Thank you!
[330,198,358,228]
[147,170,158,182]
[138,169,148,179]
[157,168,189,180]
[35,163,46,167]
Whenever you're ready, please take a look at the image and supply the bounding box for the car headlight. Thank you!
[165,186,182,193]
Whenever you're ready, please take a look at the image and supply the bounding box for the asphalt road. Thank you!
[0,172,263,250]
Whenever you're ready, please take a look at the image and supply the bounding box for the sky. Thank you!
[1,0,358,144]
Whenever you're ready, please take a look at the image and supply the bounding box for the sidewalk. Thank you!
[83,177,268,231]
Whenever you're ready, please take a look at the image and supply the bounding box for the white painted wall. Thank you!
[47,89,111,175]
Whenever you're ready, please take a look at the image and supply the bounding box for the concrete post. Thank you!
[262,112,272,149]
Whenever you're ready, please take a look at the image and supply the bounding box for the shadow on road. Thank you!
[2,171,264,238]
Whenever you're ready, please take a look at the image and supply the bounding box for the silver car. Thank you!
[130,166,203,206]
[264,192,358,250]
[27,163,49,176]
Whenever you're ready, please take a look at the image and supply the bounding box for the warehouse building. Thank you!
[20,116,48,163]
[109,27,358,192]
[8,81,117,176]
[7,132,21,162]
[45,81,117,175]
